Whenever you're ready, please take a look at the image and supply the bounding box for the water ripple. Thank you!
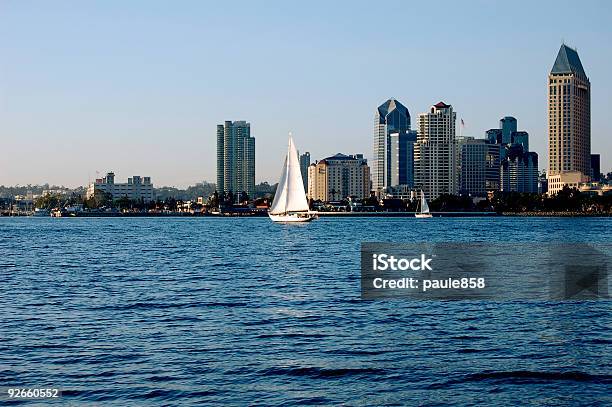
[0,217,610,406]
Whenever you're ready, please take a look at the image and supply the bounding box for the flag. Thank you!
[461,118,465,127]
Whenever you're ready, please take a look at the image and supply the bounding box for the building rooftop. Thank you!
[319,153,367,165]
[325,153,353,161]
[551,44,588,81]
[433,101,450,109]
[376,98,409,124]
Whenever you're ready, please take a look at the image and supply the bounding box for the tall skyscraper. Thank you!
[590,154,601,181]
[500,116,517,144]
[500,145,538,193]
[486,128,503,145]
[373,98,411,193]
[484,117,538,194]
[458,137,500,197]
[299,152,310,192]
[389,130,417,188]
[414,102,457,200]
[216,121,255,198]
[547,44,591,194]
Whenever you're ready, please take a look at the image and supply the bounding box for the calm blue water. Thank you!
[0,217,610,406]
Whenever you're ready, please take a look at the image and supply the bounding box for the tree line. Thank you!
[31,183,611,214]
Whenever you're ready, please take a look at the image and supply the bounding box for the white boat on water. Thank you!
[269,135,316,223]
[415,190,433,218]
[33,208,50,217]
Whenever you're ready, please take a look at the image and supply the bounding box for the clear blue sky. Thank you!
[1,0,611,187]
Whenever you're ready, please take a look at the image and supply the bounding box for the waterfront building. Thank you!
[299,151,310,192]
[86,172,154,202]
[485,144,502,192]
[548,171,588,193]
[500,146,539,193]
[389,130,417,188]
[373,98,413,194]
[484,117,539,194]
[381,185,416,200]
[216,121,256,198]
[578,182,612,196]
[538,171,548,195]
[414,102,457,200]
[307,154,370,201]
[547,44,591,194]
[458,137,501,197]
[591,154,601,181]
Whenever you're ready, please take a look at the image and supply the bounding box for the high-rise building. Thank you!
[216,121,255,198]
[299,152,310,192]
[307,154,370,201]
[458,137,500,197]
[485,144,502,192]
[538,171,548,195]
[373,98,412,193]
[500,116,517,144]
[486,128,503,144]
[500,145,539,193]
[547,44,591,194]
[414,102,457,200]
[484,117,538,194]
[590,154,601,181]
[512,131,529,152]
[389,130,417,188]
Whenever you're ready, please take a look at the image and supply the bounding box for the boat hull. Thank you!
[415,213,433,218]
[268,212,316,223]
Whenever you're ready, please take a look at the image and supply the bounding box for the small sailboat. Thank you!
[415,190,433,218]
[269,135,316,223]
[33,208,50,217]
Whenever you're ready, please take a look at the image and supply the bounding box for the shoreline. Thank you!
[500,211,611,217]
[2,211,610,218]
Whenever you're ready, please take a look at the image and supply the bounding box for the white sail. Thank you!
[269,136,309,215]
[269,156,289,214]
[420,191,430,214]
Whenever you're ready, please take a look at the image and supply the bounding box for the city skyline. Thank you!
[1,1,612,188]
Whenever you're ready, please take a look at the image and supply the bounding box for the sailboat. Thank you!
[268,135,316,223]
[415,190,433,218]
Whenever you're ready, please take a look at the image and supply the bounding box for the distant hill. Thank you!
[0,180,279,202]
[0,184,77,198]
[254,182,277,198]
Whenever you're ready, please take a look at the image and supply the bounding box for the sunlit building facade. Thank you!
[216,121,256,198]
[308,154,370,201]
[414,102,457,200]
[547,44,591,194]
[86,172,154,202]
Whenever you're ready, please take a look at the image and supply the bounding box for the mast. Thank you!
[269,134,309,215]
[284,136,292,213]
